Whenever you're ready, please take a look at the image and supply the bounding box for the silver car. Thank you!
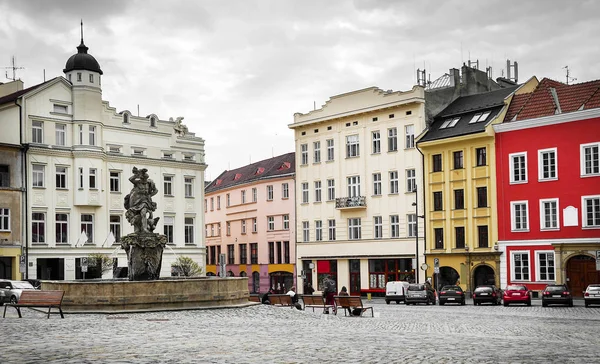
[584,284,600,307]
[0,280,36,305]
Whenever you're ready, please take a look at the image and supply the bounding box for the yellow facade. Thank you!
[0,248,23,280]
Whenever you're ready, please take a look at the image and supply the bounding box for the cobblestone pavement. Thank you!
[2,298,599,364]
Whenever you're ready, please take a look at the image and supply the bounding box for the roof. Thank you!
[63,41,103,75]
[205,152,295,193]
[506,78,600,121]
[419,86,517,143]
[0,78,56,106]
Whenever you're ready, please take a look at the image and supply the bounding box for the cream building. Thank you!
[0,35,206,280]
[289,86,426,295]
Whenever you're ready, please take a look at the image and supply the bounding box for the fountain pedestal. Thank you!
[121,233,167,281]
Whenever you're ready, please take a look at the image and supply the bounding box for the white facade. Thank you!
[289,86,426,295]
[0,41,206,280]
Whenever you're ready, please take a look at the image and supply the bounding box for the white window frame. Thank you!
[109,215,121,244]
[511,251,530,281]
[164,175,173,196]
[241,220,247,234]
[302,221,310,242]
[374,216,382,239]
[388,127,398,152]
[348,218,361,240]
[582,195,600,228]
[314,181,322,202]
[540,198,559,230]
[536,251,556,282]
[405,125,415,149]
[0,208,10,231]
[301,182,309,203]
[346,134,359,158]
[328,219,336,241]
[347,176,361,197]
[538,148,558,181]
[267,185,274,201]
[389,171,399,194]
[32,121,43,143]
[89,168,97,189]
[32,164,45,188]
[185,177,194,198]
[88,125,96,146]
[78,167,84,189]
[53,104,68,114]
[580,142,600,177]
[301,144,308,165]
[406,169,416,192]
[315,220,323,241]
[373,173,382,196]
[313,141,321,163]
[509,152,528,184]
[164,216,174,244]
[326,139,334,161]
[78,124,84,144]
[390,215,400,238]
[80,213,94,244]
[109,171,120,192]
[511,201,529,232]
[327,179,335,201]
[267,216,275,231]
[283,215,289,230]
[372,131,381,154]
[226,193,231,207]
[282,183,289,199]
[55,124,66,146]
[184,217,195,244]
[55,213,69,244]
[252,218,257,233]
[31,212,46,243]
[55,166,67,189]
[252,188,257,202]
[407,214,417,238]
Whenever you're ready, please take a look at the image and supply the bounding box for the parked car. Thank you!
[385,281,410,304]
[0,280,36,305]
[503,284,532,306]
[542,284,573,307]
[473,285,502,305]
[438,285,466,305]
[584,284,600,307]
[405,283,436,305]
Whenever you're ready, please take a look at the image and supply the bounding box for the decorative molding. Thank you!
[494,107,600,133]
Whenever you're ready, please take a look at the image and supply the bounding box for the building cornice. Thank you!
[494,108,600,133]
[497,237,600,245]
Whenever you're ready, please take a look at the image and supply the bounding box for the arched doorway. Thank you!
[438,266,460,291]
[566,255,599,297]
[473,265,495,289]
[252,271,260,293]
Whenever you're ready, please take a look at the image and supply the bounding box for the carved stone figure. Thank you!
[171,116,189,136]
[124,167,159,233]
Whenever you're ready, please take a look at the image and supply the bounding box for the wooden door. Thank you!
[566,255,598,297]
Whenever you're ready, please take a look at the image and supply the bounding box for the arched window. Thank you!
[150,116,157,127]
[252,271,260,293]
[123,113,129,124]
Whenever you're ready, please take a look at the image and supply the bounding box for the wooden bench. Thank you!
[334,295,374,317]
[248,294,261,303]
[3,290,65,319]
[269,294,293,307]
[301,295,336,314]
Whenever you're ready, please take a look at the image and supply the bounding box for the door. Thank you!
[567,255,598,297]
[349,259,361,295]
[473,265,495,289]
[0,257,12,279]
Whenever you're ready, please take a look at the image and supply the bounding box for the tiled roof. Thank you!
[0,78,56,106]
[205,152,295,193]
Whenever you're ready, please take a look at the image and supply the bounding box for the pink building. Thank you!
[204,153,296,294]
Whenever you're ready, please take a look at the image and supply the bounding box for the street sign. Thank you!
[19,256,26,273]
[81,257,88,273]
[596,250,600,271]
[434,258,439,267]
[434,267,440,274]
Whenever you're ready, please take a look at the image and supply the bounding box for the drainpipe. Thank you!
[15,98,29,279]
[416,143,427,285]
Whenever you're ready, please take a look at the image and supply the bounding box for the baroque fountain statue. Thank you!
[121,167,167,280]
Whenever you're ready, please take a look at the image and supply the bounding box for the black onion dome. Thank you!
[63,41,103,75]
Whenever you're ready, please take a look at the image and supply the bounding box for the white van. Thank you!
[385,281,410,304]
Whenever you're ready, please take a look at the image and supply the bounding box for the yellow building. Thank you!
[417,87,518,293]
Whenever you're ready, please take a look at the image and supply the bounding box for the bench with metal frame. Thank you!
[248,294,261,303]
[3,290,65,319]
[333,295,374,317]
[301,294,336,314]
[269,294,293,307]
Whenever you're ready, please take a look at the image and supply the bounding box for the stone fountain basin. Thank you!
[42,277,252,313]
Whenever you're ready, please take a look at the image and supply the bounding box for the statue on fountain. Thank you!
[121,167,167,281]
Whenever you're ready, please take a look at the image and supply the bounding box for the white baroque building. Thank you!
[0,35,206,280]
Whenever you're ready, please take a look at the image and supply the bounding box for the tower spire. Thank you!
[80,19,84,44]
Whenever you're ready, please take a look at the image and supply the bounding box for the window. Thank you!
[88,126,96,146]
[406,169,416,192]
[210,198,214,211]
[315,220,323,241]
[453,151,463,169]
[56,166,67,189]
[227,245,235,265]
[53,104,68,113]
[78,167,83,189]
[583,196,600,228]
[455,226,465,249]
[241,220,247,234]
[347,176,361,197]
[267,185,274,201]
[313,141,321,163]
[433,191,443,211]
[537,252,555,281]
[283,215,289,230]
[55,124,66,146]
[302,221,310,242]
[388,128,398,152]
[250,243,258,264]
[267,216,275,231]
[346,134,359,158]
[108,145,121,153]
[32,165,45,187]
[301,182,309,203]
[132,148,145,156]
[123,113,129,124]
[468,112,491,123]
[150,116,157,127]
[454,189,464,210]
[581,142,599,176]
[32,212,45,243]
[374,216,383,239]
[432,154,442,172]
[512,252,530,281]
[0,209,9,231]
[77,72,82,82]
[284,241,290,264]
[405,125,415,149]
[373,173,382,196]
[372,131,381,154]
[389,171,399,194]
[89,168,97,189]
[81,214,94,244]
[0,165,8,187]
[538,148,557,181]
[164,176,173,195]
[252,188,257,202]
[185,178,194,197]
[314,181,322,202]
[32,121,43,143]
[440,117,460,129]
[109,215,121,243]
[390,215,400,238]
[326,139,334,161]
[511,201,529,231]
[301,144,308,165]
[239,244,247,264]
[434,228,444,249]
[164,216,174,244]
[282,183,289,199]
[510,152,528,183]
[540,199,559,230]
[184,217,194,244]
[407,214,416,238]
[89,74,94,83]
[478,225,488,248]
[327,179,335,200]
[348,218,361,240]
[78,125,83,144]
[477,187,488,208]
[476,147,487,166]
[109,171,120,192]
[226,193,230,207]
[252,218,257,233]
[328,219,336,241]
[268,242,275,264]
[226,222,231,235]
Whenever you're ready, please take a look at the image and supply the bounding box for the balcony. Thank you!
[335,196,367,210]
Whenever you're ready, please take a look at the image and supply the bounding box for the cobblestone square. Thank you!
[2,298,599,363]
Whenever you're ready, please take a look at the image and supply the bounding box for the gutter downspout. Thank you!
[15,98,29,279]
[416,142,427,285]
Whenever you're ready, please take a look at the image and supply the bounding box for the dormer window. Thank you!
[278,162,291,170]
[183,154,194,161]
[53,104,68,114]
[150,116,157,128]
[234,173,242,181]
[123,113,130,124]
[163,152,173,159]
[132,148,146,157]
[108,145,122,153]
[255,167,265,175]
[89,74,94,83]
[77,73,82,82]
[68,74,72,82]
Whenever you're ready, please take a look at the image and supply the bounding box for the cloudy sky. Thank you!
[1,0,598,179]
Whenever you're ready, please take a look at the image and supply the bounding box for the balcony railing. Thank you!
[335,196,367,209]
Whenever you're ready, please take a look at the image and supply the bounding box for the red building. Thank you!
[494,78,600,296]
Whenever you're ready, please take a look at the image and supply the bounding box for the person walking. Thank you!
[287,286,302,310]
[322,275,336,313]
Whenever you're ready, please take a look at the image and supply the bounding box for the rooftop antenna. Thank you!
[4,56,25,81]
[563,66,576,85]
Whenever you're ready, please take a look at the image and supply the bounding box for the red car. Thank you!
[503,284,531,306]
